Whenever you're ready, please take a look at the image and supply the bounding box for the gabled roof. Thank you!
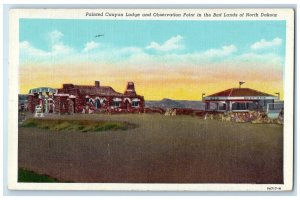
[207,88,276,97]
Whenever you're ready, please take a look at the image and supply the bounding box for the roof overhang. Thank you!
[205,96,276,101]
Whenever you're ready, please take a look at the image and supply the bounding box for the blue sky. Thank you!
[20,19,286,58]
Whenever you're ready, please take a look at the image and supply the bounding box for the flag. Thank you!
[239,81,245,88]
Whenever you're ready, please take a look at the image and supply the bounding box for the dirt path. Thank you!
[18,114,283,183]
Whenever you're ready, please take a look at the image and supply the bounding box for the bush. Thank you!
[21,118,137,132]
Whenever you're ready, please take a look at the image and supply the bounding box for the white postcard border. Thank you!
[8,8,295,191]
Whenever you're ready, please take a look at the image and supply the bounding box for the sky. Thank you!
[19,19,286,100]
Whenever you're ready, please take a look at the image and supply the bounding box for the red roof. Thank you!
[58,84,123,96]
[75,85,123,96]
[58,83,144,99]
[207,88,276,97]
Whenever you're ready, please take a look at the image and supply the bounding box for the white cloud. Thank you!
[20,41,48,57]
[51,44,73,55]
[20,31,282,71]
[20,41,73,58]
[83,41,100,52]
[163,45,237,64]
[20,30,73,59]
[114,44,237,65]
[48,30,64,44]
[250,38,282,50]
[146,35,184,52]
[122,44,238,67]
[235,52,283,66]
[118,47,144,55]
[201,45,237,57]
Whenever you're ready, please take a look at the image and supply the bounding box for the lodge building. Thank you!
[204,88,279,112]
[27,81,145,114]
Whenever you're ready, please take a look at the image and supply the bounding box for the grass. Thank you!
[21,118,136,132]
[18,114,283,183]
[18,168,58,182]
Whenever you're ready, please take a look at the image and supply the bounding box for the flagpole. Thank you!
[239,81,245,88]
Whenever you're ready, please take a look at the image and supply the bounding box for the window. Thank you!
[208,103,217,110]
[95,99,101,108]
[218,103,226,110]
[113,101,120,107]
[132,101,139,107]
[232,103,248,110]
[89,99,94,105]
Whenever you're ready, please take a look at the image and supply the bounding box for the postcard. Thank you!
[8,8,294,191]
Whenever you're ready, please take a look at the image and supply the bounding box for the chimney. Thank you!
[126,82,135,91]
[124,82,136,96]
[95,81,100,87]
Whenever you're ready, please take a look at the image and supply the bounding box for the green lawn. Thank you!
[18,168,58,182]
[21,118,137,132]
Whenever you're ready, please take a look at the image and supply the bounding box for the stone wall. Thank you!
[162,108,284,125]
